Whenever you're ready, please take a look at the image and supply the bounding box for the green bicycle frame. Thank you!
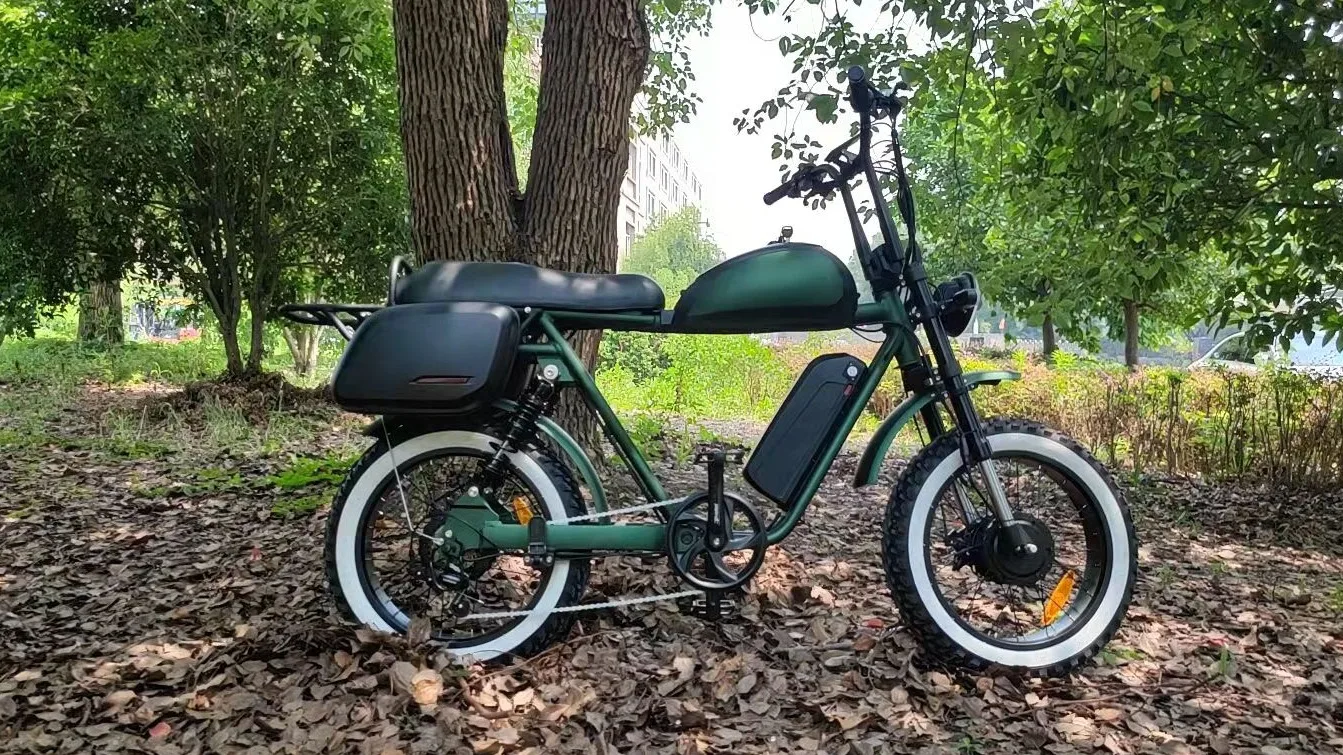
[472,297,1017,555]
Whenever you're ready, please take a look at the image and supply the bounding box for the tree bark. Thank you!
[1041,312,1057,363]
[392,0,649,451]
[220,320,244,376]
[524,0,648,445]
[1122,299,1140,370]
[283,326,322,378]
[392,0,518,261]
[77,277,123,346]
[245,307,267,375]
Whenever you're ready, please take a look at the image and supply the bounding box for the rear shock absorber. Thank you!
[477,377,557,496]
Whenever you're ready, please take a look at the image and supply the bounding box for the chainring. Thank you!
[666,492,767,591]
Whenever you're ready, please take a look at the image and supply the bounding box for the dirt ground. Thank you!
[2,382,1341,754]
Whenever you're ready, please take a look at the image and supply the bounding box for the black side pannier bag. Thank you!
[745,353,867,506]
[332,302,519,415]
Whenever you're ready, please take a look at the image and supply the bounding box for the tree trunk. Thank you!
[392,0,518,261]
[393,0,649,451]
[1122,299,1140,370]
[201,287,245,378]
[245,304,267,375]
[220,322,245,377]
[1042,312,1057,363]
[77,277,123,346]
[525,0,648,446]
[283,326,322,378]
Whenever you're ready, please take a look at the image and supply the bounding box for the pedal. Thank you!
[693,445,746,466]
[679,590,742,622]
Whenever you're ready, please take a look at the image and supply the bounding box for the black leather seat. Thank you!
[394,261,665,312]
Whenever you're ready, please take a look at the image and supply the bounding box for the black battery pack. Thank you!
[744,353,867,506]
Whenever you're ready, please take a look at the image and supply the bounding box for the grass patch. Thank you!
[265,452,354,518]
[130,466,248,498]
[270,494,329,518]
[1326,584,1343,613]
[266,452,355,490]
[0,428,48,450]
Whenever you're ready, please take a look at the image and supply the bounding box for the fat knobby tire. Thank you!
[323,428,591,660]
[882,417,1137,677]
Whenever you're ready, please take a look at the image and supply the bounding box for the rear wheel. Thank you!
[325,428,589,661]
[883,418,1136,676]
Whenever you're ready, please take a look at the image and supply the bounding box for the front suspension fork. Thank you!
[918,393,1033,553]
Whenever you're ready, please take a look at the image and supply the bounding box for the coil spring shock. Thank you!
[477,378,557,494]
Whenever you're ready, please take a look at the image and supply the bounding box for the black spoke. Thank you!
[922,450,1109,648]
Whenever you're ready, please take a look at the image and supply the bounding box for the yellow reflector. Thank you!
[511,496,534,525]
[1042,570,1076,626]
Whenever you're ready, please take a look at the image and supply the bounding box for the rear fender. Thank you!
[363,401,608,517]
[852,370,1020,487]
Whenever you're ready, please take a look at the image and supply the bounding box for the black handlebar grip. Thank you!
[763,182,793,206]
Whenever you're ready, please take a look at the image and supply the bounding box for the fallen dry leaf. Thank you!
[410,668,443,708]
[0,380,1339,754]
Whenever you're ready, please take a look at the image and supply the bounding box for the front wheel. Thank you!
[883,418,1137,677]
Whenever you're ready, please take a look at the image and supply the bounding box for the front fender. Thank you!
[852,370,1020,487]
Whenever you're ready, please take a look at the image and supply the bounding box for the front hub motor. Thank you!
[981,514,1055,587]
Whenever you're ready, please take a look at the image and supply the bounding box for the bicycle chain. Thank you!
[457,496,699,621]
[558,496,685,523]
[460,588,705,621]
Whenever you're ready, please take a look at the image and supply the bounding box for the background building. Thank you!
[618,133,703,261]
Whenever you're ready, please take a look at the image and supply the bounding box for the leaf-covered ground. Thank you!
[2,382,1342,754]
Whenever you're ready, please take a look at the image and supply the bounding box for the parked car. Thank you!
[1190,332,1343,378]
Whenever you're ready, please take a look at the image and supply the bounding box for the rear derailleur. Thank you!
[666,446,767,622]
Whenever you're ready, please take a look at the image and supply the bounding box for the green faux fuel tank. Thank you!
[669,242,859,333]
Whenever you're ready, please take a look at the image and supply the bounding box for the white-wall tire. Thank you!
[323,428,589,662]
[882,418,1137,676]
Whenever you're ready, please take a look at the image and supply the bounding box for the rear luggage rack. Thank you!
[277,256,414,341]
[276,303,383,341]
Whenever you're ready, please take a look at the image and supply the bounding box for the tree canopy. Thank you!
[0,0,406,372]
[621,206,723,298]
[742,0,1343,364]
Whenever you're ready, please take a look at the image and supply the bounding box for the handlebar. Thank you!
[762,180,795,206]
[761,65,906,206]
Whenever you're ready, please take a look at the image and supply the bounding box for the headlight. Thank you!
[934,272,980,337]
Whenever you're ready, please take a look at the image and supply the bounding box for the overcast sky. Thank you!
[671,4,854,258]
[671,3,917,261]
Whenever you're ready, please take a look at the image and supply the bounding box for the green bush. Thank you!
[598,332,1343,489]
[0,337,230,385]
[0,317,340,387]
[598,333,792,420]
[971,364,1343,489]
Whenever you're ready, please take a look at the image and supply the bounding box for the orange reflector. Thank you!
[511,496,533,525]
[1042,570,1076,626]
